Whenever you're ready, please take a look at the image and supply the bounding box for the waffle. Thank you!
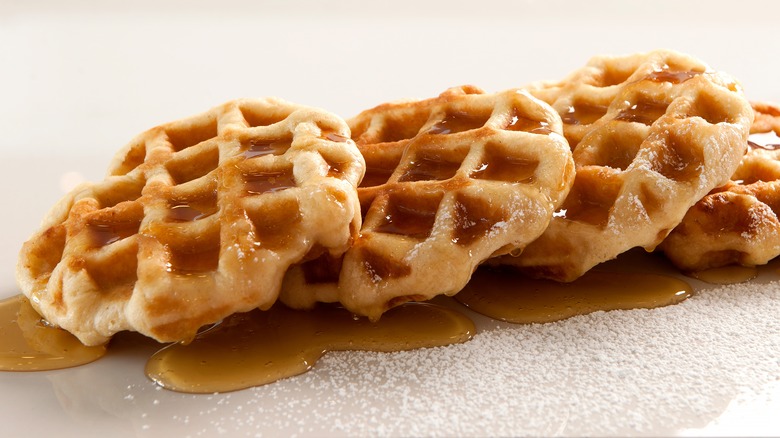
[280,85,575,319]
[16,98,365,346]
[494,50,753,281]
[659,102,780,270]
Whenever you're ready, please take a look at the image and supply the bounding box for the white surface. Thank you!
[1,1,779,436]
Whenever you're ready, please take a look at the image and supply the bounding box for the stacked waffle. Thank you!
[19,49,775,346]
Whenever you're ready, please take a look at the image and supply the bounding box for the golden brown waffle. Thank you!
[494,50,753,281]
[280,86,575,319]
[16,99,365,345]
[660,102,780,270]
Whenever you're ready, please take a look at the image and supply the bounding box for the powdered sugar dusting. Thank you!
[19,257,779,437]
[84,267,776,437]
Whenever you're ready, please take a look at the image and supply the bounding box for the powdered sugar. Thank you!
[116,266,778,437]
[10,257,778,437]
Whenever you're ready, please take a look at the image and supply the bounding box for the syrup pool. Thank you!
[688,265,759,285]
[0,295,106,371]
[146,302,475,393]
[1,253,715,392]
[455,267,692,324]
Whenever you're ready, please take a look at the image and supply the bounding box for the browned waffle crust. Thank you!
[660,102,780,270]
[16,99,365,345]
[280,86,575,319]
[494,50,753,281]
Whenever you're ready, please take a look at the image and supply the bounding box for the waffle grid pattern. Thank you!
[660,102,780,270]
[17,99,365,345]
[281,86,574,319]
[496,50,753,281]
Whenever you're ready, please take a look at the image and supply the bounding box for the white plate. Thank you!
[2,1,779,436]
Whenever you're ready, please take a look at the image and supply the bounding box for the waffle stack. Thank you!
[17,49,768,345]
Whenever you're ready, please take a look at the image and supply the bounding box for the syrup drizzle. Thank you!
[145,302,474,393]
[645,69,702,84]
[168,192,219,222]
[89,220,140,246]
[614,100,669,125]
[470,156,538,184]
[374,197,439,239]
[455,267,692,324]
[244,169,296,194]
[399,155,461,182]
[242,139,291,159]
[323,131,350,143]
[0,295,106,371]
[505,113,552,134]
[561,103,609,126]
[360,165,396,188]
[428,112,488,135]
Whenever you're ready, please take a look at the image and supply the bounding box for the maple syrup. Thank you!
[0,251,735,393]
[242,139,291,159]
[244,169,296,194]
[89,220,140,246]
[455,267,692,324]
[561,103,609,126]
[0,295,106,371]
[645,69,702,84]
[323,131,350,143]
[145,302,475,393]
[428,112,488,135]
[168,191,219,222]
[614,100,669,125]
[360,165,396,188]
[399,155,462,182]
[374,193,440,239]
[470,156,538,184]
[688,265,758,284]
[505,112,551,134]
[323,160,348,178]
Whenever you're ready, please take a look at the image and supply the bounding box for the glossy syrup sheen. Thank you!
[428,112,488,135]
[145,302,475,393]
[645,69,702,84]
[242,139,291,159]
[455,267,692,324]
[688,265,758,284]
[399,155,462,182]
[561,103,609,126]
[0,295,106,371]
[614,100,669,125]
[505,113,551,134]
[168,191,219,222]
[244,169,296,194]
[89,220,140,246]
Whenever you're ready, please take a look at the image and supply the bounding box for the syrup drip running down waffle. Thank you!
[495,50,753,281]
[280,86,575,319]
[16,99,365,345]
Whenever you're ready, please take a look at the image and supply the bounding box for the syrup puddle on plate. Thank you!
[1,253,704,392]
[0,295,106,371]
[455,267,692,324]
[145,302,475,393]
[687,265,758,285]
